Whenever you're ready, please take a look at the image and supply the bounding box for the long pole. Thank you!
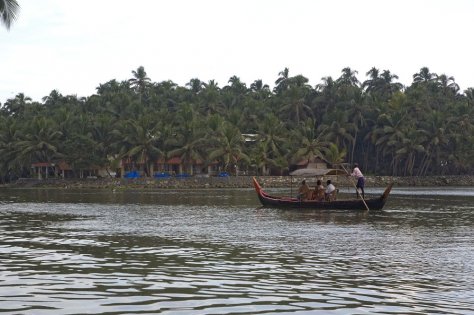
[341,164,370,211]
[290,176,293,197]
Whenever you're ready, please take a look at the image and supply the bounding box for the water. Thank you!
[0,186,473,314]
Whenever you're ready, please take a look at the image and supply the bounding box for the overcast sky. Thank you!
[2,0,474,103]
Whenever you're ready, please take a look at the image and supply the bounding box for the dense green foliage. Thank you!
[0,0,20,30]
[1,66,473,179]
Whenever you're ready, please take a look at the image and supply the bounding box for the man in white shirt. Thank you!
[325,179,336,201]
[350,163,365,199]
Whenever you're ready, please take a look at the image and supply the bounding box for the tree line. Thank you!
[1,66,473,180]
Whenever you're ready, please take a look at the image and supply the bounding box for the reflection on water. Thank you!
[0,187,473,314]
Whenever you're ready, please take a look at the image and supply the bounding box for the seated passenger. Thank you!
[298,180,311,201]
[325,179,337,201]
[312,179,325,201]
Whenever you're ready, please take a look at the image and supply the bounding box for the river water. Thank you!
[0,186,473,314]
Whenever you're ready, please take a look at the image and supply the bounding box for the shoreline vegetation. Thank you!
[1,66,473,184]
[2,175,473,190]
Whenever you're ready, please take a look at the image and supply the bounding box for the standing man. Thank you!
[350,163,365,199]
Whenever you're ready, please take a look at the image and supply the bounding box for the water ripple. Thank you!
[0,188,473,314]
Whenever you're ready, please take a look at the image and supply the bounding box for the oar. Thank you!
[341,164,370,211]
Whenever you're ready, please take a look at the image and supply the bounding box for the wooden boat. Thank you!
[253,177,393,211]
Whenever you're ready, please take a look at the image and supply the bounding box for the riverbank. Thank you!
[2,175,473,190]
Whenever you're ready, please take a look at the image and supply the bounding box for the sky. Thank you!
[2,0,474,103]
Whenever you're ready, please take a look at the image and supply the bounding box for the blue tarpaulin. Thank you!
[124,170,140,178]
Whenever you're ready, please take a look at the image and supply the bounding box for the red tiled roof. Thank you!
[58,161,72,170]
[166,157,182,164]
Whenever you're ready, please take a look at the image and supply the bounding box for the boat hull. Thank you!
[253,177,392,211]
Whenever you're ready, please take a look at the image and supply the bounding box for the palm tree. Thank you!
[91,114,120,176]
[314,76,338,116]
[58,113,102,177]
[129,66,151,103]
[337,67,360,87]
[113,115,163,176]
[1,93,32,117]
[394,129,426,176]
[0,0,19,30]
[320,110,355,151]
[370,111,408,175]
[15,117,63,178]
[379,70,403,97]
[207,122,249,173]
[274,67,290,94]
[437,74,460,96]
[363,68,403,99]
[227,75,247,94]
[280,76,313,125]
[250,79,271,100]
[324,143,347,166]
[150,80,179,112]
[289,118,329,164]
[413,67,437,84]
[464,88,474,106]
[186,78,204,94]
[42,90,64,110]
[418,110,451,175]
[0,116,21,178]
[221,77,247,116]
[254,113,289,174]
[362,67,380,93]
[199,80,223,116]
[167,104,206,175]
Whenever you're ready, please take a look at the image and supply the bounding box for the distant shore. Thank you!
[2,175,473,190]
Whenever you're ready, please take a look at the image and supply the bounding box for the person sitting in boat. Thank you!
[349,162,365,199]
[298,180,311,201]
[312,179,325,201]
[325,180,336,201]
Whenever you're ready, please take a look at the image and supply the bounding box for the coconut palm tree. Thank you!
[363,68,403,99]
[253,113,289,174]
[199,81,224,116]
[1,93,32,117]
[250,79,271,100]
[313,76,338,117]
[15,117,63,177]
[0,0,19,30]
[413,67,437,84]
[167,104,206,175]
[320,110,355,152]
[0,116,21,179]
[274,67,290,94]
[226,75,247,94]
[394,129,426,176]
[113,115,163,176]
[464,88,474,106]
[186,78,204,94]
[324,143,347,166]
[279,84,313,125]
[207,122,249,173]
[129,66,151,103]
[337,67,360,87]
[437,74,460,96]
[418,110,451,175]
[380,70,403,94]
[289,118,329,164]
[362,67,380,93]
[91,113,120,176]
[370,110,408,175]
